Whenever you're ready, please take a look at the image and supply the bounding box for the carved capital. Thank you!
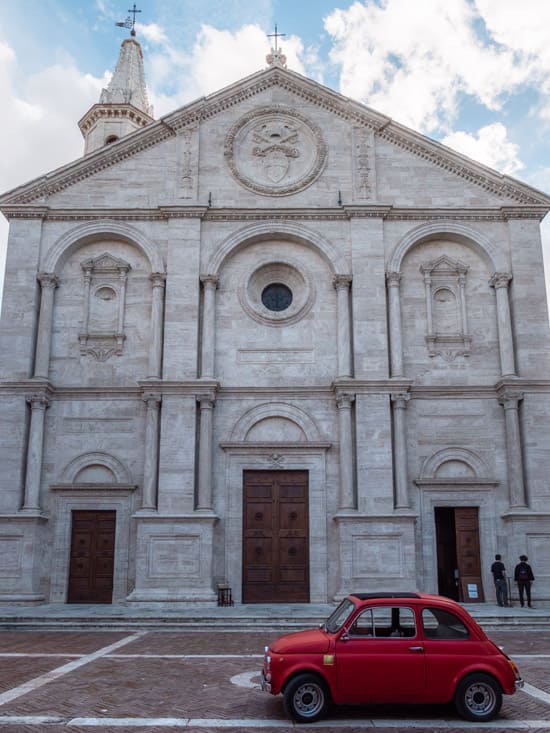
[386,271,401,287]
[37,272,59,289]
[142,392,162,409]
[490,272,512,289]
[150,272,166,289]
[336,392,355,409]
[333,274,352,291]
[26,393,50,410]
[201,275,219,290]
[390,393,410,409]
[197,393,216,409]
[498,390,524,409]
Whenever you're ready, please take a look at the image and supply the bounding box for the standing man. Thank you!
[514,555,535,608]
[490,554,509,607]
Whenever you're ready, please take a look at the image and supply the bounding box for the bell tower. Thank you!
[78,12,154,155]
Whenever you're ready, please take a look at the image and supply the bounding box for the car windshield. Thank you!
[324,598,356,633]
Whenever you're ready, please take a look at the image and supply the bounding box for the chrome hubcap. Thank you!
[294,683,323,717]
[465,682,496,715]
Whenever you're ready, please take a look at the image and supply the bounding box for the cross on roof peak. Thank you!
[115,3,142,37]
[267,24,286,52]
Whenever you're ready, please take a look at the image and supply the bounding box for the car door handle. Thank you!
[408,646,424,652]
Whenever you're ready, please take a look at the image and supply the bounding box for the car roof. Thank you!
[350,592,421,600]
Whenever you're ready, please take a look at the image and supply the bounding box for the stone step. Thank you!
[0,603,548,632]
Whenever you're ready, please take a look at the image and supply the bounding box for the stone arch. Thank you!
[43,220,164,275]
[204,221,349,277]
[230,402,322,443]
[388,221,506,274]
[419,447,490,480]
[60,451,132,484]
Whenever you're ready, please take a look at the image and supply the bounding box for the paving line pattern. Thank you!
[1,715,550,728]
[0,632,145,707]
[0,646,549,729]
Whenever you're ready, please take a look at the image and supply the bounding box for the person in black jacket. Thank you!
[514,555,535,608]
[490,554,508,607]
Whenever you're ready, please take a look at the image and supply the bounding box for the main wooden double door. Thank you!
[242,470,310,604]
[67,510,116,604]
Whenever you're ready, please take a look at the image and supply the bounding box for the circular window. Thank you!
[238,258,315,326]
[261,283,293,312]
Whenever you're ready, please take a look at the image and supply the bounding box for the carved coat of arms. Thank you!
[224,107,327,196]
[251,122,300,183]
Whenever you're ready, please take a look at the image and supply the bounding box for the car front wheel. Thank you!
[283,673,330,723]
[454,673,502,722]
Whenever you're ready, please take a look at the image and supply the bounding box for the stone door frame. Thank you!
[221,445,330,603]
[49,484,137,603]
[416,481,498,597]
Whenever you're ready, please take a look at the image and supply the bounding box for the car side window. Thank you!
[422,607,470,640]
[350,606,416,638]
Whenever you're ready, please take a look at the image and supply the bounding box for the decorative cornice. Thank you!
[1,67,548,209]
[2,204,547,223]
[2,378,549,399]
[78,103,153,133]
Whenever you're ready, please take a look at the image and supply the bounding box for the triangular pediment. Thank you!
[1,65,549,210]
[81,253,131,273]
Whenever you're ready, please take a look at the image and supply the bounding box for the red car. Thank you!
[261,592,523,724]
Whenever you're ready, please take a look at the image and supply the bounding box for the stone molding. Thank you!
[42,219,164,275]
[3,205,548,223]
[418,447,491,480]
[230,401,323,443]
[78,103,154,136]
[388,220,505,273]
[60,451,133,483]
[205,220,348,276]
[2,67,548,208]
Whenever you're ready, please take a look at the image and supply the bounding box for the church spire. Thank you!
[78,16,154,155]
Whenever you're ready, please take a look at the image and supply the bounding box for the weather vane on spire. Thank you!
[115,4,142,37]
[266,24,287,69]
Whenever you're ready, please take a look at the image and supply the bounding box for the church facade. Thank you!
[1,37,550,606]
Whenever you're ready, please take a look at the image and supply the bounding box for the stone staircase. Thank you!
[0,602,548,632]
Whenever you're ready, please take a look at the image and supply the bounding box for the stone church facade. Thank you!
[1,37,549,606]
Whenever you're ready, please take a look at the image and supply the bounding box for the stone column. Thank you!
[141,392,161,510]
[490,273,516,377]
[34,273,59,379]
[148,273,166,379]
[333,275,353,378]
[386,272,404,378]
[196,394,215,510]
[200,276,218,379]
[391,393,410,509]
[336,392,356,510]
[499,390,527,508]
[22,393,49,512]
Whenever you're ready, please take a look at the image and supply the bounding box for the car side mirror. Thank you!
[340,631,350,642]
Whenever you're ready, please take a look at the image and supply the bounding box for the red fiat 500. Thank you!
[261,592,523,724]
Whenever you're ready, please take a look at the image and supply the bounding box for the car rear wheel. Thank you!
[454,673,502,722]
[283,673,330,723]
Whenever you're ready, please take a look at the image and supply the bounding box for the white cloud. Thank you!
[442,123,524,175]
[145,23,308,116]
[324,0,550,134]
[0,39,107,299]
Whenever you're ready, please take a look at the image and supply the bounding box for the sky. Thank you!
[0,0,549,311]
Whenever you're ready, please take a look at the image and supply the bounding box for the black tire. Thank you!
[283,673,330,723]
[454,673,502,722]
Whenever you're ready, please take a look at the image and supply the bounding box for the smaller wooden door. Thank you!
[454,507,484,602]
[435,506,484,603]
[67,510,116,604]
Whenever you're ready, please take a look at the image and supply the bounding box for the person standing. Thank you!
[514,555,535,608]
[490,554,509,607]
